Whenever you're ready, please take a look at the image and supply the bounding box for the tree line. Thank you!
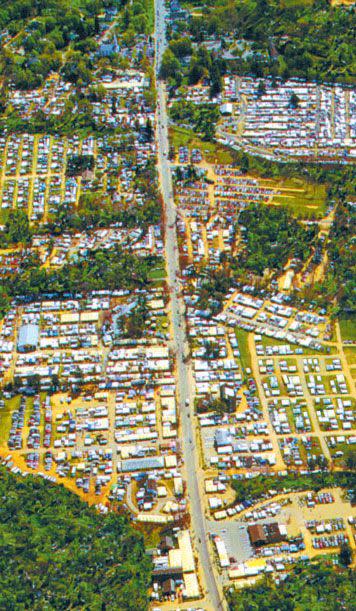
[232,469,356,505]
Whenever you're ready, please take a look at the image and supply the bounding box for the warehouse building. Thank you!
[119,456,165,472]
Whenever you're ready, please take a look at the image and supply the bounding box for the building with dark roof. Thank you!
[248,524,266,546]
[248,522,287,546]
[264,522,287,544]
[162,578,176,596]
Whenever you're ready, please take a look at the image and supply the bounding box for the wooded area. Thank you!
[227,561,356,610]
[237,204,317,274]
[183,0,355,84]
[0,246,160,316]
[0,0,111,89]
[0,467,151,610]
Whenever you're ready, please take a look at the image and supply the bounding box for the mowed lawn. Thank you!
[339,317,356,342]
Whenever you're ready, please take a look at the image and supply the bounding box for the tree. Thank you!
[339,541,353,567]
[209,61,222,98]
[227,561,356,610]
[0,288,10,317]
[169,37,192,58]
[159,49,181,80]
[61,51,92,85]
[257,80,266,98]
[3,209,32,245]
[50,373,60,394]
[188,60,206,84]
[66,154,94,176]
[316,455,329,471]
[204,340,220,360]
[145,117,153,142]
[237,204,317,275]
[240,153,250,174]
[132,13,148,34]
[289,92,300,108]
[121,297,148,338]
[344,449,356,471]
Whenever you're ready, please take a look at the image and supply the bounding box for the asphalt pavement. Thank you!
[154,1,226,609]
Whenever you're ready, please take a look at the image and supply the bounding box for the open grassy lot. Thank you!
[298,436,324,464]
[0,209,10,225]
[343,346,356,366]
[170,126,238,165]
[234,328,252,372]
[156,315,169,334]
[148,265,166,280]
[339,317,356,343]
[135,522,166,548]
[0,395,21,446]
[271,177,327,219]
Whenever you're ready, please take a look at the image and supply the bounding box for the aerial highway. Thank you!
[154,1,226,609]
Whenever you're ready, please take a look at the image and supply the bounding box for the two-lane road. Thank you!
[154,1,226,609]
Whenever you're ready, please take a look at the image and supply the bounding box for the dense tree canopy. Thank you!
[169,99,220,140]
[2,209,32,246]
[326,201,356,314]
[160,48,182,80]
[227,561,356,610]
[0,468,151,610]
[183,0,355,84]
[237,204,317,274]
[12,247,157,295]
[0,246,160,315]
[0,0,118,89]
[232,470,356,505]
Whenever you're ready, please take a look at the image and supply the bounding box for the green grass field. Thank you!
[0,395,20,446]
[234,327,252,372]
[148,265,166,280]
[343,346,356,366]
[339,317,356,343]
[156,315,168,334]
[271,177,327,219]
[0,208,10,225]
